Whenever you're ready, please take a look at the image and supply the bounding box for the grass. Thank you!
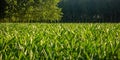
[0,23,120,60]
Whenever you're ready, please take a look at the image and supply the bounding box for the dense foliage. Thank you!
[0,23,120,60]
[0,0,120,22]
[0,0,62,22]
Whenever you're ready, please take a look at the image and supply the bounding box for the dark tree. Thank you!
[0,0,7,19]
[59,0,120,22]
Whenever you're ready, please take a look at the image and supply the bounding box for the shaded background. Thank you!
[59,0,120,23]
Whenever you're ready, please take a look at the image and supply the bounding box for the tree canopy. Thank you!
[2,0,62,22]
[1,0,120,22]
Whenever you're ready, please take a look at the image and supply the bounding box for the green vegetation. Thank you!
[1,0,120,22]
[2,0,62,22]
[0,23,120,60]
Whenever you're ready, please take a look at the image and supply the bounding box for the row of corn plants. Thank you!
[0,23,120,60]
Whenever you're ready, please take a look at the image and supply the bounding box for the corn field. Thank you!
[0,23,120,60]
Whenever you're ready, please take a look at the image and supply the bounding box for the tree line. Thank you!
[0,0,62,22]
[0,0,120,22]
[59,0,120,22]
